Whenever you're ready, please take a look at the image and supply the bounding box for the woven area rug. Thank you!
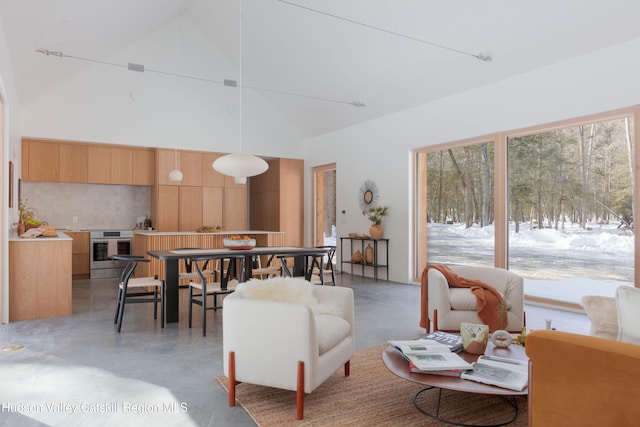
[216,345,527,426]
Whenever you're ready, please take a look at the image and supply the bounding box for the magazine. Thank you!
[403,351,474,372]
[423,331,464,353]
[460,355,529,391]
[409,362,466,377]
[387,339,452,355]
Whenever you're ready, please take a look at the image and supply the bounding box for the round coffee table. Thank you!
[382,342,528,427]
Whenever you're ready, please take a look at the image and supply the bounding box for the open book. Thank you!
[460,355,529,391]
[388,339,473,372]
[423,331,464,353]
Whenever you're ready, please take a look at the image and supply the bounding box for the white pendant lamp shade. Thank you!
[212,153,268,184]
[168,169,183,182]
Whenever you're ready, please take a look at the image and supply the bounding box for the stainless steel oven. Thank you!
[90,230,133,278]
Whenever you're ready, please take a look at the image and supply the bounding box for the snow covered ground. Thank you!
[427,221,633,305]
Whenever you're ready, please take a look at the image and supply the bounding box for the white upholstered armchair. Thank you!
[223,278,355,420]
[424,265,525,333]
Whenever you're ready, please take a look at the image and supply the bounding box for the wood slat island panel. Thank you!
[132,231,286,279]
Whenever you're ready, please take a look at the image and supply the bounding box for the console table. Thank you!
[340,237,388,281]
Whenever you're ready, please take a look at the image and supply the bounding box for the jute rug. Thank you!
[216,345,527,426]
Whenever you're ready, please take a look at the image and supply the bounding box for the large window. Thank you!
[420,141,495,267]
[415,107,639,301]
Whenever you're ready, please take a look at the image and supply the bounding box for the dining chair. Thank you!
[310,245,336,285]
[250,254,282,279]
[177,248,216,286]
[112,255,165,333]
[188,254,245,336]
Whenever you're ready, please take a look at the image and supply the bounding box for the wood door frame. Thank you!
[312,163,336,247]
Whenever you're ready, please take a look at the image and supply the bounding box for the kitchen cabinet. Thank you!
[22,139,155,186]
[202,153,225,187]
[110,147,133,185]
[59,143,88,183]
[66,231,90,278]
[250,158,303,245]
[22,139,60,182]
[153,185,180,231]
[180,151,203,187]
[223,187,247,231]
[132,148,155,185]
[179,186,203,231]
[9,235,72,321]
[88,145,111,184]
[202,187,223,227]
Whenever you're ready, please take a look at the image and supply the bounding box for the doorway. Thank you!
[313,164,336,247]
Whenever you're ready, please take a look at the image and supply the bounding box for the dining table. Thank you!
[147,246,331,323]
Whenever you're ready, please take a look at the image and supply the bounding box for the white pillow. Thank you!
[581,295,618,340]
[242,277,318,306]
[616,286,640,345]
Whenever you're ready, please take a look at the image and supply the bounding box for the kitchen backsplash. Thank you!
[21,182,151,230]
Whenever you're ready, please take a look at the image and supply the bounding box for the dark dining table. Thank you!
[147,246,331,323]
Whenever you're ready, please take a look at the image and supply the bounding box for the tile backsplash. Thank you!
[21,182,151,230]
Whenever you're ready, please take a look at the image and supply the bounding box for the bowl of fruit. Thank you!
[223,235,256,250]
[196,225,223,233]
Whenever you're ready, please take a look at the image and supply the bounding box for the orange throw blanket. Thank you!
[420,264,503,332]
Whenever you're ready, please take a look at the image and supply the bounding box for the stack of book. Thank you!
[423,331,464,353]
[388,339,473,376]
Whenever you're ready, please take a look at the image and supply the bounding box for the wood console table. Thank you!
[340,237,388,281]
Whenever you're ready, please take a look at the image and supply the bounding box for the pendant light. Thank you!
[212,0,268,184]
[168,6,183,182]
[169,148,183,182]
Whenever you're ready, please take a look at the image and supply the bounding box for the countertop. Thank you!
[9,230,72,242]
[133,230,285,236]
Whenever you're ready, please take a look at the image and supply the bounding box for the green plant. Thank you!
[18,198,31,223]
[365,206,388,225]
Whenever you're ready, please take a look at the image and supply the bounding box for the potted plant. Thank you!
[365,206,388,239]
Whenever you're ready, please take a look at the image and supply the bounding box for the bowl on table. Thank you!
[223,237,256,250]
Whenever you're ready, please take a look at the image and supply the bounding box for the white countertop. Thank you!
[133,230,285,236]
[9,230,72,242]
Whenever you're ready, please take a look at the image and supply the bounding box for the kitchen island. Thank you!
[9,231,72,321]
[132,230,285,279]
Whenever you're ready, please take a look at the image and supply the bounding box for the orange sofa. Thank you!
[526,330,640,426]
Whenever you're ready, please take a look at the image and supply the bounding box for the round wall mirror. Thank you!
[358,180,379,212]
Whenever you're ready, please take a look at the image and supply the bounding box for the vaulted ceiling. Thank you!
[2,0,640,141]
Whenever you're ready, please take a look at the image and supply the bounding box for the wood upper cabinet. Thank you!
[88,145,111,184]
[59,143,88,183]
[132,148,155,185]
[22,139,60,182]
[157,148,179,186]
[180,151,203,187]
[202,153,225,187]
[111,147,133,185]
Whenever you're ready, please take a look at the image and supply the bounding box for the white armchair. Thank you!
[425,265,524,333]
[223,278,355,420]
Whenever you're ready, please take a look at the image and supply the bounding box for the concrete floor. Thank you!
[0,273,589,426]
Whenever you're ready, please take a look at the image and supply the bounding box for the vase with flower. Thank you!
[364,206,388,240]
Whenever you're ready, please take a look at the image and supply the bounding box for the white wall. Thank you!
[304,37,640,284]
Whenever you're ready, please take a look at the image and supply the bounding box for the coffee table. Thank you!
[382,342,528,427]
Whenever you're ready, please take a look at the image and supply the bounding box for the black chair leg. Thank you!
[116,293,126,333]
[153,288,158,320]
[160,281,165,328]
[188,286,193,329]
[202,292,207,336]
[114,287,123,324]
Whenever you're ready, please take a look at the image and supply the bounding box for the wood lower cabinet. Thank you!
[179,186,203,232]
[9,237,72,321]
[154,185,180,231]
[66,231,90,278]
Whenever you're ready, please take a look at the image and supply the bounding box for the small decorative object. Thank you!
[491,283,513,347]
[491,330,513,348]
[460,322,489,355]
[351,250,363,263]
[365,206,388,240]
[364,243,374,265]
[348,232,358,238]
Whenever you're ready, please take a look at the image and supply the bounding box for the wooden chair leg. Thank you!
[296,361,304,420]
[433,309,439,331]
[228,351,236,407]
[344,360,350,376]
